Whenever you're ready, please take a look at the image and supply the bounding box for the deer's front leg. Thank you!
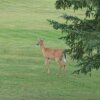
[45,58,50,74]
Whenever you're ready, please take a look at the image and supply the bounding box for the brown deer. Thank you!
[36,39,67,74]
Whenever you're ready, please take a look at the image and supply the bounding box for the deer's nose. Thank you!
[36,43,39,45]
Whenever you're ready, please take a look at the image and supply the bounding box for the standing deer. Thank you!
[36,39,67,74]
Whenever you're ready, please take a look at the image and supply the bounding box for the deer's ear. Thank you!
[37,38,40,40]
[38,38,42,40]
[39,38,44,41]
[41,39,44,41]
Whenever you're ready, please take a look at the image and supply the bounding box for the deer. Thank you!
[36,39,67,74]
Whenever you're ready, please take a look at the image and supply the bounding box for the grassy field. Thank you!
[0,0,100,100]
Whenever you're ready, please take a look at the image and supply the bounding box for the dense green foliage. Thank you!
[49,0,100,74]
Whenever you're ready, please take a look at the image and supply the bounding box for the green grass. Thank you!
[0,0,100,100]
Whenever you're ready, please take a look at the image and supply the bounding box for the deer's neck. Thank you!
[40,43,46,56]
[40,43,45,49]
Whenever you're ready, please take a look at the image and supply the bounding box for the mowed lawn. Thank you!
[0,0,100,100]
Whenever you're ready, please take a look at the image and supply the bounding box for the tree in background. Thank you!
[48,0,100,74]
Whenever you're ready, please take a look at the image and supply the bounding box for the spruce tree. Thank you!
[48,0,100,74]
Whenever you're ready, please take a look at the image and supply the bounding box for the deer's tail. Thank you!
[62,49,67,63]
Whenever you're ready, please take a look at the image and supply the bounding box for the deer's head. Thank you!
[36,39,44,46]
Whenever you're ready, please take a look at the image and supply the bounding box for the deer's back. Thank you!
[43,48,63,59]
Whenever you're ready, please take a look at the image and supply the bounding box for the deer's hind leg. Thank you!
[55,58,66,75]
[60,59,66,69]
[60,59,66,74]
[55,58,62,75]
